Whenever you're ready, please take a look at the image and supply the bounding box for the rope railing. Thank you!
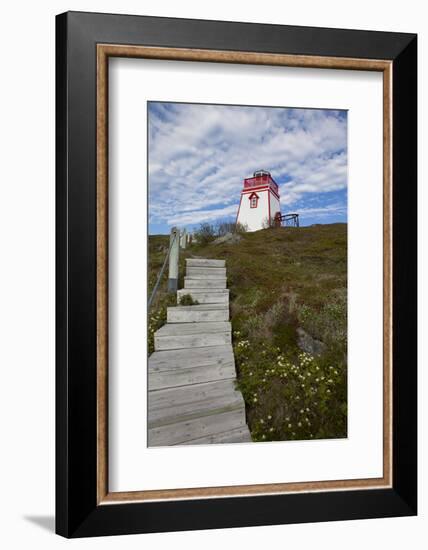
[148,228,179,309]
[148,226,195,309]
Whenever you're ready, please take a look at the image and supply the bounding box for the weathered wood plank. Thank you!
[149,361,236,390]
[149,344,234,372]
[155,321,231,336]
[184,277,227,289]
[148,379,244,427]
[186,267,227,278]
[167,305,229,323]
[154,331,231,351]
[148,392,244,429]
[148,409,246,447]
[179,425,252,445]
[186,258,225,268]
[149,378,242,411]
[168,303,229,312]
[177,289,229,304]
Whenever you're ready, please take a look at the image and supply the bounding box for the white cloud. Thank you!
[148,103,347,228]
[167,204,238,226]
[296,203,347,217]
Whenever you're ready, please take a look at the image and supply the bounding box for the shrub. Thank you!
[147,293,176,354]
[216,220,236,236]
[179,294,199,306]
[194,222,217,245]
[235,221,248,234]
[216,219,248,236]
[261,216,275,229]
[233,335,347,442]
[296,292,347,352]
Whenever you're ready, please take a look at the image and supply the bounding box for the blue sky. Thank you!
[148,102,347,234]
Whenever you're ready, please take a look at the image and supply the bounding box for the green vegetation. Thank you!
[192,220,248,244]
[178,294,199,306]
[148,224,347,441]
[147,236,177,354]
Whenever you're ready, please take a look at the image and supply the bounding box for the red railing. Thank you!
[243,175,278,193]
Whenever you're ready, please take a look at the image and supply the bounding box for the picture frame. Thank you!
[56,11,417,537]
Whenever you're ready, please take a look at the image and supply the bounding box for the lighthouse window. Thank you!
[250,196,258,208]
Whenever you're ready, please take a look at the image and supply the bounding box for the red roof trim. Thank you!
[244,175,279,191]
[241,186,280,201]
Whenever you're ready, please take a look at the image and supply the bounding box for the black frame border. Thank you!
[56,11,417,538]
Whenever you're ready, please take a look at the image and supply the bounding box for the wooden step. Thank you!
[148,256,250,447]
[184,277,227,289]
[148,379,244,426]
[180,425,252,445]
[167,304,229,323]
[186,266,226,278]
[149,344,234,371]
[177,289,229,305]
[149,345,236,390]
[154,321,231,351]
[148,409,246,447]
[186,258,225,268]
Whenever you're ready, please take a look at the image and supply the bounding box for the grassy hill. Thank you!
[148,224,347,442]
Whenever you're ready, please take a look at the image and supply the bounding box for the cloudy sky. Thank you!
[148,102,347,234]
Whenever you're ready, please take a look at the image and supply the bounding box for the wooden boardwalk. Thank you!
[148,258,251,446]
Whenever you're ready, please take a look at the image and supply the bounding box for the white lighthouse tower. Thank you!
[236,170,281,232]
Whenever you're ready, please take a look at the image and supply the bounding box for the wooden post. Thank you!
[168,227,179,293]
[180,228,187,249]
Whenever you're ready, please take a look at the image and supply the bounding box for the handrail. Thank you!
[148,230,178,309]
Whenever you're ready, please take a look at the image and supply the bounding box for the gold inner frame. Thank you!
[96,44,393,504]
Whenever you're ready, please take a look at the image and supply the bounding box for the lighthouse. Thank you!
[236,170,281,232]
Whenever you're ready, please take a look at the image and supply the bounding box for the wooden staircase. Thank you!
[148,258,251,446]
